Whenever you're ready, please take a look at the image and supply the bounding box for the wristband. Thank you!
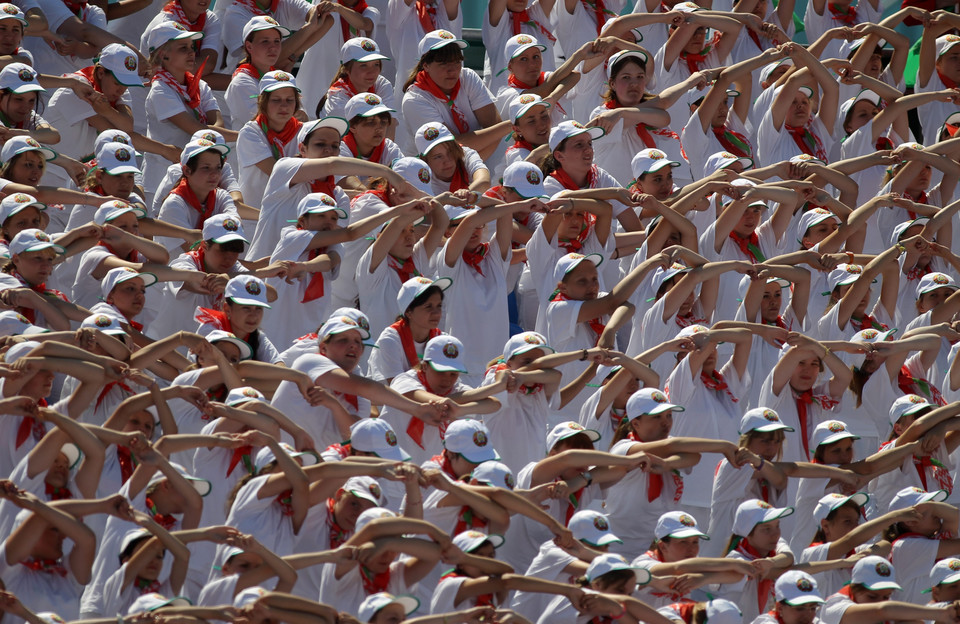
[755,457,765,471]
[896,243,906,254]
[580,349,588,361]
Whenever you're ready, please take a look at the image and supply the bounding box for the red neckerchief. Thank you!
[462,242,488,276]
[429,453,459,480]
[162,0,207,31]
[412,70,469,134]
[747,28,764,50]
[406,368,452,449]
[508,72,544,90]
[13,270,67,324]
[828,2,857,24]
[146,496,176,529]
[876,136,894,151]
[195,307,232,333]
[550,165,598,191]
[794,389,840,458]
[454,504,488,535]
[339,0,368,40]
[681,50,708,75]
[360,564,391,594]
[388,255,418,283]
[712,125,753,158]
[906,263,932,282]
[20,557,67,577]
[609,406,626,429]
[415,0,436,32]
[355,188,391,210]
[310,176,337,196]
[45,483,72,500]
[939,70,958,89]
[62,0,86,15]
[441,570,495,606]
[729,231,766,263]
[675,313,707,328]
[563,478,584,523]
[390,319,440,370]
[325,442,351,460]
[152,66,207,123]
[580,0,608,35]
[256,113,302,161]
[343,132,387,164]
[74,66,120,107]
[899,367,947,406]
[338,391,359,412]
[234,0,280,16]
[135,577,162,594]
[15,414,46,450]
[187,246,206,271]
[95,379,134,410]
[701,369,739,403]
[784,123,828,161]
[487,360,543,394]
[326,497,351,548]
[512,136,537,152]
[450,161,470,191]
[330,75,361,98]
[302,246,327,302]
[850,314,888,332]
[603,100,658,147]
[509,9,556,42]
[550,292,605,343]
[628,432,683,502]
[912,455,954,493]
[275,489,294,516]
[226,443,253,477]
[232,63,270,79]
[735,538,775,613]
[99,241,139,263]
[170,176,216,229]
[117,445,136,483]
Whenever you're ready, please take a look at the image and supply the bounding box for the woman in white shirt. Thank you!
[323,37,396,122]
[225,17,291,126]
[338,93,404,191]
[416,122,490,195]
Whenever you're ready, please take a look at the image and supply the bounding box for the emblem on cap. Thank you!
[678,514,695,527]
[909,395,926,404]
[275,71,291,81]
[94,315,112,327]
[796,577,814,592]
[414,277,432,285]
[519,94,536,104]
[437,30,454,39]
[950,560,960,571]
[115,148,131,162]
[12,193,29,203]
[339,316,358,326]
[526,170,541,185]
[196,139,213,147]
[417,168,430,183]
[245,281,261,295]
[846,265,862,274]
[264,16,278,24]
[505,472,515,488]
[756,500,772,509]
[875,561,891,577]
[320,195,336,206]
[524,334,541,345]
[423,126,440,141]
[648,150,666,159]
[472,431,488,447]
[571,121,585,129]
[861,329,878,339]
[827,421,845,432]
[14,313,28,324]
[17,68,32,81]
[368,482,381,499]
[385,430,398,447]
[567,423,585,430]
[933,274,950,285]
[124,55,137,71]
[25,138,39,147]
[651,391,668,403]
[442,342,459,358]
[364,94,380,105]
[34,231,49,241]
[593,516,609,531]
[112,134,129,144]
[200,132,215,142]
[357,315,369,331]
[242,387,259,397]
[360,39,376,52]
[222,218,239,231]
[762,409,778,421]
[1,5,18,14]
[721,152,735,159]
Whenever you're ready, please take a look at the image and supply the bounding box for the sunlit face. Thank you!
[124,409,156,438]
[761,281,784,323]
[917,287,956,314]
[221,551,264,576]
[405,292,443,330]
[318,329,364,371]
[245,29,282,67]
[732,203,765,237]
[554,134,594,174]
[748,519,781,552]
[300,210,339,232]
[8,150,45,186]
[44,452,70,489]
[99,171,136,198]
[302,127,341,158]
[513,104,551,146]
[265,87,297,124]
[0,19,23,55]
[1,90,35,125]
[635,167,673,200]
[186,151,224,196]
[558,260,599,301]
[107,276,148,318]
[387,223,417,260]
[106,210,140,237]
[223,301,264,337]
[2,204,41,240]
[938,48,960,82]
[817,438,854,465]
[332,490,375,529]
[21,366,54,399]
[776,603,819,624]
[346,59,382,92]
[424,142,458,181]
[747,430,784,461]
[630,411,673,442]
[820,503,860,542]
[844,99,878,135]
[789,356,822,393]
[801,220,838,249]
[611,59,647,107]
[658,534,700,561]
[901,503,943,537]
[350,114,389,149]
[849,585,893,604]
[13,247,56,284]
[423,54,462,92]
[422,366,459,395]
[507,47,543,84]
[161,39,196,73]
[785,92,813,128]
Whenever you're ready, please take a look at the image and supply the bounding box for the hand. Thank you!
[178,385,210,411]
[206,525,243,543]
[105,493,135,520]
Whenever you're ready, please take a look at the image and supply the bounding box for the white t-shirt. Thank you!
[591,104,690,187]
[756,108,833,167]
[480,364,557,474]
[481,2,556,93]
[385,0,462,88]
[221,0,310,60]
[156,188,240,252]
[323,76,396,119]
[400,68,493,154]
[355,239,434,343]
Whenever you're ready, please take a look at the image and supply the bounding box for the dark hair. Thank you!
[185,150,226,173]
[575,568,635,589]
[403,44,464,92]
[349,111,392,129]
[257,89,303,121]
[0,86,44,116]
[811,499,860,543]
[209,239,246,254]
[600,54,651,104]
[405,284,444,316]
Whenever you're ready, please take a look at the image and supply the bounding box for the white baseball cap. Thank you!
[1,136,56,163]
[233,587,268,609]
[202,214,248,245]
[95,199,146,225]
[341,475,384,506]
[704,151,753,174]
[453,529,504,553]
[415,121,456,157]
[926,558,960,591]
[96,43,142,87]
[632,148,680,178]
[813,492,869,523]
[648,262,691,298]
[549,120,604,152]
[224,386,266,406]
[9,229,64,256]
[797,207,840,241]
[423,335,467,373]
[585,553,651,585]
[258,69,298,94]
[839,89,881,126]
[253,442,319,473]
[606,50,650,80]
[733,499,794,536]
[3,340,40,365]
[471,460,515,489]
[295,192,347,220]
[503,331,554,361]
[811,420,859,449]
[340,36,389,64]
[0,4,27,26]
[101,266,157,300]
[937,34,960,57]
[146,461,211,496]
[889,486,948,512]
[703,600,742,624]
[739,407,793,434]
[191,128,226,145]
[442,418,500,463]
[546,421,600,452]
[206,329,253,361]
[0,310,45,336]
[81,312,127,336]
[344,92,394,120]
[508,93,551,124]
[297,116,350,147]
[775,571,824,606]
[318,314,371,342]
[552,252,603,287]
[568,510,622,546]
[889,394,933,425]
[503,161,548,199]
[0,192,44,224]
[503,33,545,70]
[180,138,230,167]
[97,142,140,175]
[145,21,202,54]
[759,58,793,84]
[396,276,452,314]
[355,507,396,532]
[127,593,191,614]
[655,511,709,540]
[825,263,865,291]
[348,418,410,461]
[917,272,959,298]
[418,29,467,57]
[94,129,133,155]
[391,156,432,195]
[241,15,290,41]
[357,593,419,623]
[850,327,896,347]
[224,275,270,308]
[0,63,40,94]
[852,555,901,591]
[891,218,928,245]
[325,307,372,339]
[626,388,684,419]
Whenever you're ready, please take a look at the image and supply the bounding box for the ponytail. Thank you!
[610,416,633,448]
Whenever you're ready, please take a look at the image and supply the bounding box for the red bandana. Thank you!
[170,177,216,229]
[793,389,840,459]
[233,63,270,79]
[508,72,545,91]
[330,75,361,98]
[580,0,609,35]
[339,0,369,40]
[784,123,828,161]
[74,66,121,107]
[310,176,337,197]
[913,455,954,493]
[550,164,598,192]
[343,132,387,165]
[226,443,253,478]
[898,367,947,406]
[729,231,766,263]
[45,483,72,500]
[735,539,775,613]
[487,361,543,395]
[256,113,302,161]
[15,415,46,450]
[117,445,136,483]
[406,369,451,448]
[146,496,176,529]
[828,2,857,24]
[701,369,739,403]
[275,489,294,516]
[152,66,207,123]
[412,70,469,134]
[390,319,441,370]
[440,570,495,606]
[388,255,419,283]
[326,497,351,548]
[360,565,391,594]
[712,125,753,158]
[415,0,436,33]
[850,314,888,332]
[162,0,207,31]
[462,242,488,276]
[20,557,67,577]
[233,0,280,16]
[509,9,556,42]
